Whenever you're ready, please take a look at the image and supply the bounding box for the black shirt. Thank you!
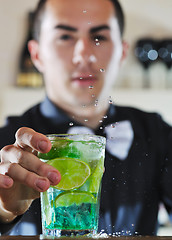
[1,97,172,236]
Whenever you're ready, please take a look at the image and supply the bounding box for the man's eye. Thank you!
[93,35,107,42]
[60,34,72,40]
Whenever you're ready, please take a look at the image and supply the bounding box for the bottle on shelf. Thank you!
[17,12,43,87]
[134,38,159,88]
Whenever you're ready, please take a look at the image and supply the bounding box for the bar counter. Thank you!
[1,236,172,240]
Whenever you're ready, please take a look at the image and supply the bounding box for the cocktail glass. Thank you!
[39,134,106,237]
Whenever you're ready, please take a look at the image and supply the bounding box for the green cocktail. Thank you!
[39,134,106,237]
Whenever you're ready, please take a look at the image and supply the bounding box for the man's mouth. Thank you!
[72,75,97,87]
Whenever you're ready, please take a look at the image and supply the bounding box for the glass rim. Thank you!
[46,133,106,144]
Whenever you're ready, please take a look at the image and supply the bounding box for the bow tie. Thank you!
[67,120,134,160]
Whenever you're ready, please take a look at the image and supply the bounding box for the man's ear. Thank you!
[28,40,44,73]
[120,40,129,63]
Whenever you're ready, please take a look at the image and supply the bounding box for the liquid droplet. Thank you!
[69,122,74,126]
[84,119,88,122]
[103,115,107,119]
[92,94,95,98]
[89,85,93,89]
[99,126,103,130]
[111,123,116,128]
[99,120,103,123]
[96,42,100,46]
[109,99,113,104]
[83,10,87,13]
[94,99,98,107]
[100,68,105,72]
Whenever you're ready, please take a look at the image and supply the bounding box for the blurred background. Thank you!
[0,0,172,236]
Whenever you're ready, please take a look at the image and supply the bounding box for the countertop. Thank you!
[1,236,172,240]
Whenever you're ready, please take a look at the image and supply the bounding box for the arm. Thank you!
[0,127,61,223]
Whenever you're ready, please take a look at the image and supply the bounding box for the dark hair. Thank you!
[31,0,47,41]
[111,0,125,37]
[32,0,125,41]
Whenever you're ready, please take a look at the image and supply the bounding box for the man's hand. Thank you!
[0,127,61,223]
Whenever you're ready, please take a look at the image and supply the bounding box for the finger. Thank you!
[4,162,50,192]
[0,174,13,188]
[14,127,51,153]
[1,145,61,186]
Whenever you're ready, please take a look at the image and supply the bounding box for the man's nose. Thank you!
[72,38,97,65]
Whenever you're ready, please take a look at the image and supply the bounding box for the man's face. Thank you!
[36,0,124,107]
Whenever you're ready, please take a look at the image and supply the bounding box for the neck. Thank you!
[51,98,109,129]
[69,103,109,129]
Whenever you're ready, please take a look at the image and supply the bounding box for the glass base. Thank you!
[41,229,97,238]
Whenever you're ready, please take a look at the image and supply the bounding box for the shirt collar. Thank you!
[40,96,72,124]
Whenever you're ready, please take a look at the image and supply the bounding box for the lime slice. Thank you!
[47,158,91,190]
[55,191,96,207]
[88,156,104,193]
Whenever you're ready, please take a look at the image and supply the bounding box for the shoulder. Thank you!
[112,104,172,136]
[0,103,41,148]
[115,104,167,123]
[5,103,41,126]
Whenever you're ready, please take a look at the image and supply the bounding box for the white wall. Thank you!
[0,0,38,85]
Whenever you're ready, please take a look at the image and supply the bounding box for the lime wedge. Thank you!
[55,191,96,207]
[88,156,104,193]
[47,158,91,190]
